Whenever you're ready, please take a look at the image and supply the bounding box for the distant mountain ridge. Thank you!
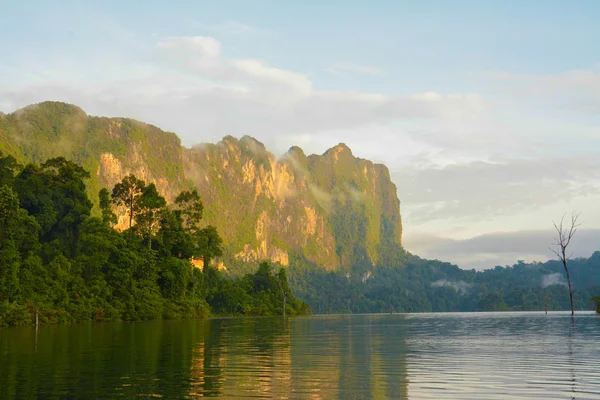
[0,101,403,272]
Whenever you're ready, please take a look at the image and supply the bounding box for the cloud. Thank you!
[541,273,567,288]
[0,35,484,153]
[231,59,312,94]
[404,229,600,270]
[394,155,600,224]
[327,63,384,76]
[157,36,222,58]
[482,69,600,111]
[431,279,472,294]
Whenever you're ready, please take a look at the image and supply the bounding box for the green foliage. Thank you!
[98,188,117,225]
[287,251,600,314]
[174,189,203,233]
[208,261,310,316]
[0,160,309,327]
[196,225,223,270]
[111,174,145,232]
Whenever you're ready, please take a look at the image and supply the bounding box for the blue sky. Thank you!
[2,0,600,268]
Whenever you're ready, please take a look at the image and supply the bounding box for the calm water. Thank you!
[1,312,599,399]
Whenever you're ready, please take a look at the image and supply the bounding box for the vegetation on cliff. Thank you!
[0,153,310,327]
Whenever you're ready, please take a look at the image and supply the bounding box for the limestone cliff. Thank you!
[0,101,402,271]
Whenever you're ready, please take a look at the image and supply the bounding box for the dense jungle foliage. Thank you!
[286,252,600,314]
[0,153,310,327]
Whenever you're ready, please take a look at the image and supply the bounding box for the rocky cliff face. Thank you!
[0,102,402,271]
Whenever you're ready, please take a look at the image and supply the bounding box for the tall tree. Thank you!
[276,268,289,317]
[15,157,91,257]
[196,225,223,271]
[136,183,167,248]
[550,212,581,316]
[0,185,40,302]
[99,188,117,226]
[0,151,20,187]
[111,174,146,234]
[174,189,203,233]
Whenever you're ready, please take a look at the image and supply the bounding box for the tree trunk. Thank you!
[129,194,134,237]
[563,259,575,316]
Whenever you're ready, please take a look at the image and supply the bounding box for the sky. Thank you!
[1,0,600,269]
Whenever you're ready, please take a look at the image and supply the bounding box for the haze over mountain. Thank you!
[2,1,600,269]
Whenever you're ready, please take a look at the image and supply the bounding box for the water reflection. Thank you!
[0,312,599,399]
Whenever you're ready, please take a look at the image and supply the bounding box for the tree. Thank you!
[136,183,167,248]
[276,268,289,318]
[99,188,117,226]
[0,185,24,302]
[174,189,203,233]
[158,209,194,259]
[0,185,41,303]
[111,175,146,233]
[0,151,20,187]
[196,225,223,271]
[15,158,92,257]
[550,212,581,316]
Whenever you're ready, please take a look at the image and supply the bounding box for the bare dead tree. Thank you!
[549,212,581,316]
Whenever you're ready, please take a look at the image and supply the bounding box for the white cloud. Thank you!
[157,36,222,58]
[482,68,600,111]
[541,273,567,288]
[431,279,472,294]
[405,229,600,270]
[231,59,313,95]
[1,35,484,153]
[394,155,600,226]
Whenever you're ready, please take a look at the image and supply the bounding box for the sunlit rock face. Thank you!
[0,101,403,271]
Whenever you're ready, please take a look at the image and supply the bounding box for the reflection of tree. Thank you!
[568,329,577,400]
[1,316,409,399]
[200,319,226,396]
[189,319,227,397]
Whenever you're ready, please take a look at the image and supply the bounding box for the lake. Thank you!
[1,312,599,399]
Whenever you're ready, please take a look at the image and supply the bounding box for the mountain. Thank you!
[290,251,600,313]
[0,101,403,272]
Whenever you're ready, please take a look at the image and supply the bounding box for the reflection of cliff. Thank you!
[188,318,293,398]
[189,320,227,397]
[186,316,410,399]
[335,316,409,399]
[288,315,409,400]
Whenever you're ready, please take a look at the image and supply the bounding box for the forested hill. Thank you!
[289,252,600,313]
[0,101,403,273]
